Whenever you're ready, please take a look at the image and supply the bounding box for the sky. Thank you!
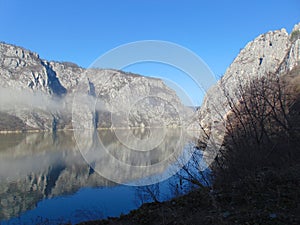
[0,0,299,105]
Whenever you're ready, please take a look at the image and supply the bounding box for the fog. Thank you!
[0,88,62,111]
[0,87,107,113]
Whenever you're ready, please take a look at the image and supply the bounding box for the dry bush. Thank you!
[213,67,300,187]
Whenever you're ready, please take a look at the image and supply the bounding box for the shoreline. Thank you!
[0,126,202,135]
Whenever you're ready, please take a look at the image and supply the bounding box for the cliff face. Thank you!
[0,43,189,131]
[198,23,300,147]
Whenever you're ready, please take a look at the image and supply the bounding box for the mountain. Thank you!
[197,23,300,151]
[0,43,191,132]
[74,23,300,225]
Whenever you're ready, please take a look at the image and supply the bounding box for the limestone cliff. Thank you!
[0,43,189,131]
[198,23,300,149]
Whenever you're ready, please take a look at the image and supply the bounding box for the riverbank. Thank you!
[0,126,195,134]
[78,164,300,225]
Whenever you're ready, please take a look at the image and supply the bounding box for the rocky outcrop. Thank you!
[198,23,300,152]
[0,42,189,131]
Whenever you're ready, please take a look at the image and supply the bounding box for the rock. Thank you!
[0,42,190,131]
[197,22,300,152]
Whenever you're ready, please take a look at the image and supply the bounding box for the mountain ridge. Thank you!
[0,42,190,132]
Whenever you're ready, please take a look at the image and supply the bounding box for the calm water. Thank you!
[0,128,202,224]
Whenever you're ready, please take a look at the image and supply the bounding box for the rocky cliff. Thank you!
[198,23,300,151]
[0,43,189,131]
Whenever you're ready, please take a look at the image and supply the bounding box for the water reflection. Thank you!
[0,129,198,222]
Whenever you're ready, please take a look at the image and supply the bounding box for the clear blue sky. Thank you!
[1,0,299,105]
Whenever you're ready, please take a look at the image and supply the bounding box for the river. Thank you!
[0,128,205,224]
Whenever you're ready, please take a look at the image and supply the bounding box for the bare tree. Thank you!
[213,68,300,186]
[135,183,161,205]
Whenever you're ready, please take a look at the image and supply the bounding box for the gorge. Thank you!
[0,22,300,225]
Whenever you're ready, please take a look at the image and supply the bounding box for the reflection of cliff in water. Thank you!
[0,129,197,220]
[0,132,111,221]
[87,128,191,184]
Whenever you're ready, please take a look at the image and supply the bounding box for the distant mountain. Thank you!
[0,43,191,131]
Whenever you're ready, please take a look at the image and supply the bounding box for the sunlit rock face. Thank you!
[0,129,197,220]
[0,42,191,131]
[197,23,300,147]
[73,69,191,130]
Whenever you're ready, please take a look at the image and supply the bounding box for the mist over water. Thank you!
[0,87,107,113]
[0,87,64,111]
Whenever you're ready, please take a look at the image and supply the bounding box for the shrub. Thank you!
[212,67,300,188]
[290,30,300,42]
